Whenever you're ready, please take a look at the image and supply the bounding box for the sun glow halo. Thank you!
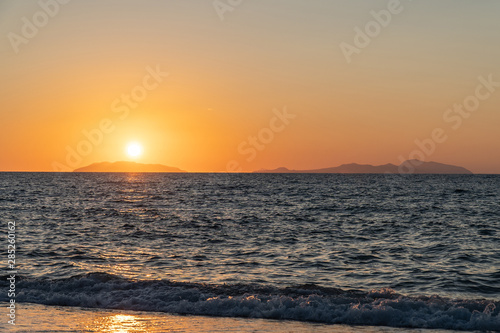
[126,142,143,158]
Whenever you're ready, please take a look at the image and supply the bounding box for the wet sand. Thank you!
[1,302,458,333]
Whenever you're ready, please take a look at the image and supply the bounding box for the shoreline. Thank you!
[1,302,459,333]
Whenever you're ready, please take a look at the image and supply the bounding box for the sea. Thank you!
[1,172,499,332]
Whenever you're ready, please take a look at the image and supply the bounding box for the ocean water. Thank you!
[1,173,499,331]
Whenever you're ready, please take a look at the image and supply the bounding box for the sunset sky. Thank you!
[1,0,499,173]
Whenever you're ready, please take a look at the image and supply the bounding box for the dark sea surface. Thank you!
[1,173,499,331]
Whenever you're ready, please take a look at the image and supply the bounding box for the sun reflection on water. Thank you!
[18,302,368,333]
[85,314,149,332]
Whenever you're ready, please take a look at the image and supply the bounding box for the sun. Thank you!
[126,142,143,158]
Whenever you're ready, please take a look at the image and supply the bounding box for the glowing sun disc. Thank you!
[126,142,143,158]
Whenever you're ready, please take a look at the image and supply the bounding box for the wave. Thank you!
[3,273,499,331]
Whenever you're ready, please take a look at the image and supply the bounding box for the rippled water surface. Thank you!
[1,173,499,330]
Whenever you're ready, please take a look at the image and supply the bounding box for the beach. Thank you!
[2,302,459,333]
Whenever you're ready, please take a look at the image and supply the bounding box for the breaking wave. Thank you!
[3,273,499,331]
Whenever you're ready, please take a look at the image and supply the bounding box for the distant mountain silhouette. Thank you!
[254,160,473,174]
[73,161,185,173]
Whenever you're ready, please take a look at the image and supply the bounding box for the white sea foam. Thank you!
[4,274,499,331]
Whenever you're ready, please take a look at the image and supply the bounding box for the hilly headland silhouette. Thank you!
[254,160,473,174]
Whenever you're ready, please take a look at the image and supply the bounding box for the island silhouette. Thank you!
[254,160,473,174]
[73,161,185,173]
[74,160,472,174]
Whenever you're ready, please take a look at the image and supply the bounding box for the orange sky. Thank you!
[1,1,499,173]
